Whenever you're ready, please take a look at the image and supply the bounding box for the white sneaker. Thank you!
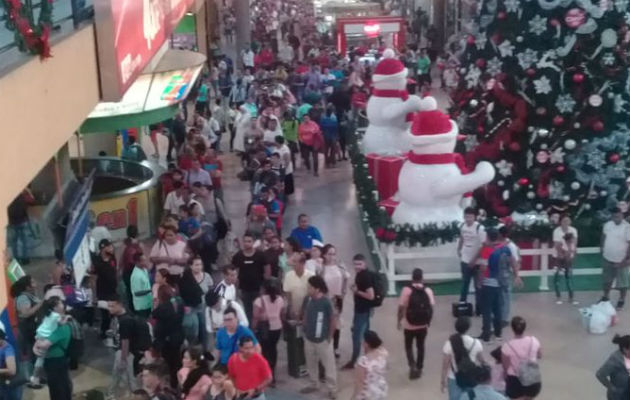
[556,299,563,305]
[103,338,116,348]
[571,300,580,305]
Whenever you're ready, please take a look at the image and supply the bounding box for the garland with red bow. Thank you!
[2,0,54,58]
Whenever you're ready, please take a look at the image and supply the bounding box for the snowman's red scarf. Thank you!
[371,89,414,122]
[407,152,473,197]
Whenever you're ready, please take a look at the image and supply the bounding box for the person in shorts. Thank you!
[601,207,630,309]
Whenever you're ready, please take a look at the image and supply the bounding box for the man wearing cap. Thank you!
[91,238,118,346]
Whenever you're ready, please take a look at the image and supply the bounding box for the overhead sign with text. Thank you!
[94,0,197,101]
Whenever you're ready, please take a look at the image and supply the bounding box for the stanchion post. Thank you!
[538,243,550,291]
[387,244,396,295]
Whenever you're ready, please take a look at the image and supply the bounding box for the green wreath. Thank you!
[1,0,54,58]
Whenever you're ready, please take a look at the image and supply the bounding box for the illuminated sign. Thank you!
[364,23,381,36]
[87,65,202,118]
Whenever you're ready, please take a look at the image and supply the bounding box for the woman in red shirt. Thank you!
[298,115,322,177]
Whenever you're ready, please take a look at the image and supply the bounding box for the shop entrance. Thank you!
[336,16,406,56]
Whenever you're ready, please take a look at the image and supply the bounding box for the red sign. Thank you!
[95,0,197,101]
[364,23,381,37]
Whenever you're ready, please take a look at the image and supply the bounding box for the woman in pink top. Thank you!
[178,346,213,400]
[501,316,542,400]
[298,115,322,176]
[253,279,285,381]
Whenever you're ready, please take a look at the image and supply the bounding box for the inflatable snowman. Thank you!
[362,49,424,155]
[392,97,495,226]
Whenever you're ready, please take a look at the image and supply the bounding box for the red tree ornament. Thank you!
[593,120,605,131]
[572,73,585,83]
[609,153,620,163]
[553,115,565,126]
[518,178,530,186]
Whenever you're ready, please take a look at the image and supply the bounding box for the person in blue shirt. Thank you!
[319,105,339,168]
[216,308,260,365]
[178,204,200,238]
[290,214,323,250]
[478,229,511,342]
[0,322,23,400]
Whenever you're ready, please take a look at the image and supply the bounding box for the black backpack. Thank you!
[450,335,478,389]
[405,286,433,326]
[131,317,152,353]
[371,272,387,307]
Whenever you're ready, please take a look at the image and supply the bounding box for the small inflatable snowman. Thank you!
[392,97,495,226]
[362,49,424,155]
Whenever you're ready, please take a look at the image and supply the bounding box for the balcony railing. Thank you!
[0,0,93,56]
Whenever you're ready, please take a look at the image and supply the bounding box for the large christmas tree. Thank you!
[451,0,630,230]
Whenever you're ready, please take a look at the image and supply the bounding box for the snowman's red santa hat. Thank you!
[372,49,407,84]
[410,96,459,145]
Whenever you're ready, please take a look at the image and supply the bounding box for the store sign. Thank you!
[345,22,400,35]
[87,66,202,118]
[363,23,381,36]
[94,0,197,101]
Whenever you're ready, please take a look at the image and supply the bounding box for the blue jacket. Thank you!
[320,115,339,140]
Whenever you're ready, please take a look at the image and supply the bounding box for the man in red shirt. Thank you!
[228,336,272,399]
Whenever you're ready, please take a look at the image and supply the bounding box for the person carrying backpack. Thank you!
[478,229,512,343]
[501,317,542,400]
[441,316,485,400]
[397,268,434,380]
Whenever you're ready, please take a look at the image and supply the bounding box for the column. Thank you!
[234,0,250,67]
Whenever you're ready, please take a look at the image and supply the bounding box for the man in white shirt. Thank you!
[184,159,212,187]
[242,47,255,69]
[205,290,248,334]
[457,207,486,314]
[601,207,630,309]
[283,252,314,377]
[163,181,186,215]
[274,136,295,196]
[214,265,238,302]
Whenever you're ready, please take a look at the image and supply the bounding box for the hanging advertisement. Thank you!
[94,0,197,101]
[64,170,95,284]
[86,65,203,118]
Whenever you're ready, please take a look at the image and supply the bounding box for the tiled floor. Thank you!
[22,92,629,399]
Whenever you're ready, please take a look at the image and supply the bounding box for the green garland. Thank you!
[2,0,54,58]
[349,127,553,247]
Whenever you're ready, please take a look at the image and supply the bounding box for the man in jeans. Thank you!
[283,252,313,377]
[232,233,267,321]
[457,207,486,314]
[397,268,435,379]
[601,207,630,309]
[299,275,337,399]
[107,296,140,397]
[342,254,375,370]
[478,229,511,343]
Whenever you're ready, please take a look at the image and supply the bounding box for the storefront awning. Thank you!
[80,49,206,133]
